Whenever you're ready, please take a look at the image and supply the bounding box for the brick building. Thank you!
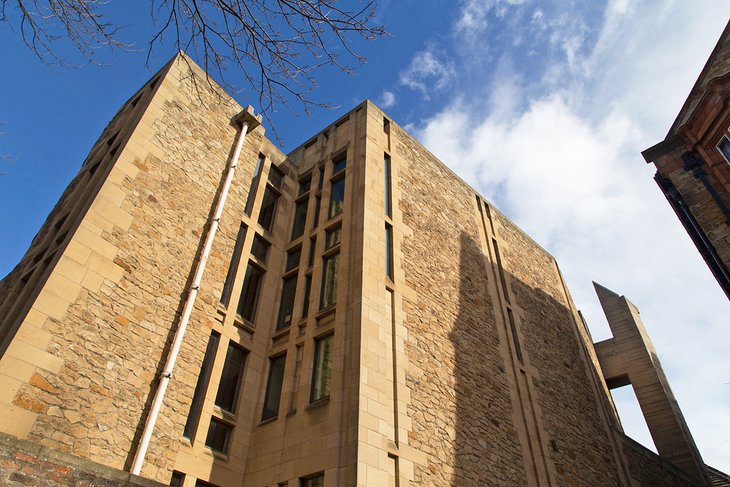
[642,21,730,299]
[0,54,724,486]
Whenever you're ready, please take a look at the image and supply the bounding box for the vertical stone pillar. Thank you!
[592,283,709,485]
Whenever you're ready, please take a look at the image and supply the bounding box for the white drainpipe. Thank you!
[131,107,261,476]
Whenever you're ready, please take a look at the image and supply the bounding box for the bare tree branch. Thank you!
[1,0,386,139]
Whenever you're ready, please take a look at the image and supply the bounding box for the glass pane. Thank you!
[325,227,341,249]
[320,253,339,309]
[258,186,279,231]
[384,154,392,217]
[385,224,393,280]
[308,237,316,267]
[312,196,321,229]
[301,475,325,487]
[214,342,247,414]
[286,248,301,271]
[328,177,345,218]
[291,200,308,240]
[237,263,263,323]
[184,332,220,439]
[718,135,730,163]
[301,275,312,318]
[251,235,270,262]
[277,275,298,330]
[205,417,232,453]
[317,167,325,191]
[221,225,247,306]
[333,157,346,174]
[169,472,184,487]
[311,334,333,402]
[262,355,286,420]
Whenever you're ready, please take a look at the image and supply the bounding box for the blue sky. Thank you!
[1,0,729,473]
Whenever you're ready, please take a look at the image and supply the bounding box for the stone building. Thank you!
[642,20,730,299]
[0,54,725,487]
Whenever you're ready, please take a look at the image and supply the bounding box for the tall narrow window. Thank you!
[308,237,316,267]
[328,177,345,218]
[291,200,308,240]
[221,225,247,306]
[301,275,312,318]
[277,275,298,330]
[385,223,394,280]
[312,196,321,228]
[311,334,334,402]
[718,134,730,164]
[214,342,248,414]
[184,331,220,439]
[169,472,185,487]
[244,154,265,215]
[320,253,339,309]
[205,417,233,454]
[268,164,285,190]
[317,167,325,191]
[299,175,312,196]
[262,355,286,420]
[384,154,392,217]
[237,262,264,323]
[258,186,279,232]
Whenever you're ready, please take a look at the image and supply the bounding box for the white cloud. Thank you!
[414,0,730,473]
[399,47,455,98]
[378,90,396,108]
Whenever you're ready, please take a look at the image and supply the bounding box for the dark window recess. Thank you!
[308,237,317,267]
[268,164,285,189]
[507,308,524,363]
[300,474,325,487]
[286,247,302,271]
[320,253,339,309]
[169,471,185,487]
[317,167,325,191]
[383,117,391,133]
[258,187,279,232]
[291,200,308,240]
[311,334,334,402]
[221,225,247,306]
[384,154,393,217]
[237,262,264,323]
[301,275,312,318]
[183,331,220,439]
[492,238,510,303]
[195,480,220,487]
[312,196,321,229]
[333,156,346,174]
[251,235,270,263]
[299,176,312,196]
[262,355,286,420]
[328,177,345,218]
[214,342,248,414]
[244,155,265,216]
[385,224,394,280]
[276,275,298,330]
[325,227,341,249]
[205,417,233,454]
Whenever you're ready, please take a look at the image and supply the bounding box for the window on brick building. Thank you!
[385,223,394,280]
[258,186,279,232]
[718,134,730,164]
[251,234,270,263]
[205,417,233,454]
[291,199,308,240]
[237,262,264,324]
[328,176,345,218]
[183,331,220,439]
[214,342,247,414]
[325,226,341,249]
[286,247,302,271]
[384,153,393,217]
[244,154,265,216]
[220,224,247,306]
[276,274,298,330]
[311,334,333,402]
[320,253,339,309]
[262,355,286,420]
[300,474,325,487]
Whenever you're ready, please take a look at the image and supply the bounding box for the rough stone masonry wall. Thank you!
[395,124,528,486]
[0,432,165,487]
[494,212,624,486]
[3,56,265,483]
